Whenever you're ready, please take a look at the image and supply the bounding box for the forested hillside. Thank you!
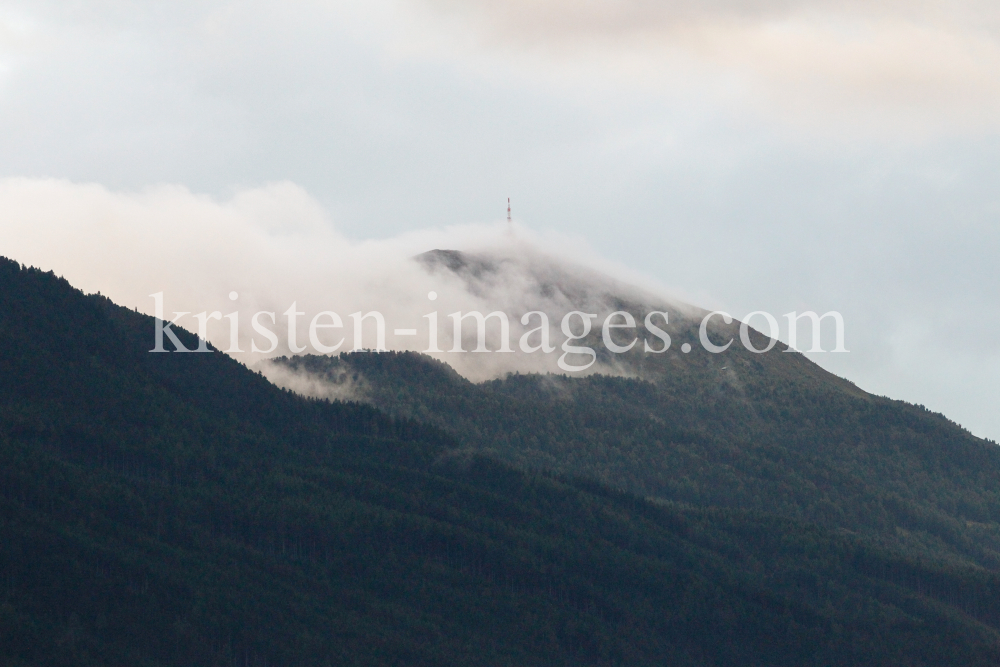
[255,251,1000,572]
[3,256,1000,666]
[270,347,1000,571]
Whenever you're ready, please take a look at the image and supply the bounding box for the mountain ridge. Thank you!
[4,255,1000,665]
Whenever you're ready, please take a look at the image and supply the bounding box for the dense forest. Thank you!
[3,256,1000,665]
[271,336,1000,571]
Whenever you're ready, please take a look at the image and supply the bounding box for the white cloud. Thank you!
[0,177,693,380]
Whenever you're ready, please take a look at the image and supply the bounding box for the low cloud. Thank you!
[3,175,1000,442]
[0,177,691,380]
[257,357,369,403]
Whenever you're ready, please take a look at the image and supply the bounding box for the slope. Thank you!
[267,312,1000,569]
[3,256,1000,666]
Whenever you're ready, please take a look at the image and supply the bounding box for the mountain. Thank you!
[410,247,866,389]
[4,256,1000,665]
[265,249,1000,571]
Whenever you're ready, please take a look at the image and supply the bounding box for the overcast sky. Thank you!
[2,0,999,440]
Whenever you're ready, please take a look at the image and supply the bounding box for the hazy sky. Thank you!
[2,1,999,440]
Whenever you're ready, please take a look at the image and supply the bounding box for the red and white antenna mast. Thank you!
[507,197,511,223]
